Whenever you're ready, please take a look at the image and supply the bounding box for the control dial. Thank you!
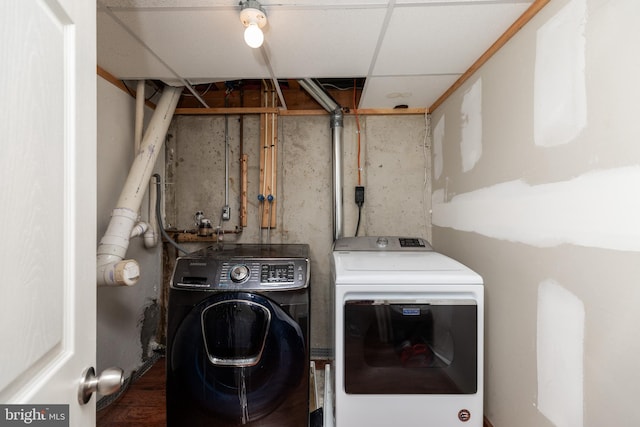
[229,264,250,283]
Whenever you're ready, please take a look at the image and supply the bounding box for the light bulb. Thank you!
[244,22,264,48]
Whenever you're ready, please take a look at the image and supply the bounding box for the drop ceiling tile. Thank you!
[106,9,273,80]
[359,74,460,109]
[265,7,387,78]
[97,10,176,79]
[97,0,539,109]
[100,0,388,7]
[373,2,531,75]
[395,0,530,3]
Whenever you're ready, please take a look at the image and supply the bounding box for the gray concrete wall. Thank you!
[431,0,640,425]
[97,77,165,377]
[166,113,431,350]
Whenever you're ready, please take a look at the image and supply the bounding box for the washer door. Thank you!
[170,292,306,423]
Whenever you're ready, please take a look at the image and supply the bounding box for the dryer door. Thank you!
[170,292,306,423]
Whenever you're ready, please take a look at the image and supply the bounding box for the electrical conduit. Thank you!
[97,85,183,286]
[297,78,344,240]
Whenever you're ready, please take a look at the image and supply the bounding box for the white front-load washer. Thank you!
[330,237,484,427]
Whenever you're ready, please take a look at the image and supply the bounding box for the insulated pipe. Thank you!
[297,78,344,240]
[97,85,183,286]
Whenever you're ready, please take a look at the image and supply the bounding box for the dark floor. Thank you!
[97,360,166,427]
[97,358,493,427]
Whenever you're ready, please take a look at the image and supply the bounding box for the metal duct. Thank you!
[298,78,339,112]
[297,78,344,240]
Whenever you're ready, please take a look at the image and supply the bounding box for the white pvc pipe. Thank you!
[117,85,182,212]
[332,110,344,240]
[134,80,145,152]
[144,175,159,249]
[130,221,149,238]
[130,82,159,249]
[97,207,141,286]
[130,219,157,249]
[97,85,182,286]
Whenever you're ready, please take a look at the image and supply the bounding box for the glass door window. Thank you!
[344,299,477,394]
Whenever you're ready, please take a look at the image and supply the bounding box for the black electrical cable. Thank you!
[153,173,189,254]
[354,186,364,236]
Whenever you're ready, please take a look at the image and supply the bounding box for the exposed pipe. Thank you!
[331,109,344,240]
[97,85,183,286]
[134,80,145,152]
[267,86,276,243]
[298,78,344,240]
[298,78,339,112]
[130,222,149,237]
[153,174,189,255]
[258,46,287,109]
[144,176,159,248]
[132,80,160,249]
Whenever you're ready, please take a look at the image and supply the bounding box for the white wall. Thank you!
[96,77,164,377]
[431,0,640,425]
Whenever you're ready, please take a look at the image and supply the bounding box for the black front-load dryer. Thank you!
[167,244,310,427]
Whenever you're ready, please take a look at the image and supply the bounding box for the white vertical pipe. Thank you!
[133,79,159,249]
[116,85,181,212]
[144,176,159,248]
[97,85,182,286]
[332,109,344,240]
[134,80,145,152]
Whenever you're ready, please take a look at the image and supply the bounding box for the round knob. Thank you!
[78,366,124,405]
[230,265,250,283]
[376,237,389,248]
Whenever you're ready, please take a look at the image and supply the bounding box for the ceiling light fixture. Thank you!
[239,0,267,49]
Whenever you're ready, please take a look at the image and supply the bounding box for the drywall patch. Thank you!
[460,79,482,172]
[433,114,445,180]
[537,280,584,427]
[534,0,587,147]
[431,166,640,252]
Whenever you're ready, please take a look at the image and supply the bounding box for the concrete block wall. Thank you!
[166,113,431,350]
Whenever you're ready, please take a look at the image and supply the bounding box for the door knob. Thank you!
[78,366,124,405]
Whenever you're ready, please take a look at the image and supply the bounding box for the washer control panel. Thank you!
[172,257,309,291]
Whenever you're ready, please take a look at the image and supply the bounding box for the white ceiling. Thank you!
[97,0,534,109]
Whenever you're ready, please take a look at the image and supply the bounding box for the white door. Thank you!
[0,0,97,425]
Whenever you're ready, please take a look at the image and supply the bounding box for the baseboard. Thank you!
[484,416,494,427]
